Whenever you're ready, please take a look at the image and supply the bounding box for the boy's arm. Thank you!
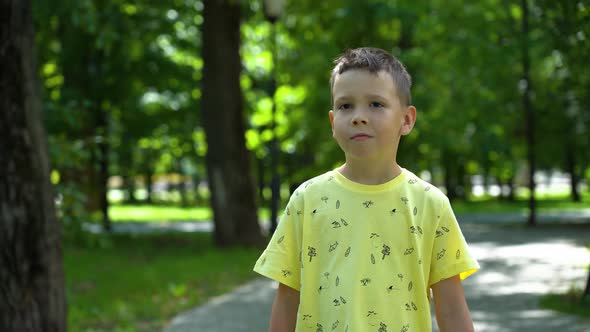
[269,282,300,332]
[431,275,474,332]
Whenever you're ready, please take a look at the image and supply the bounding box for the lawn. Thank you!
[109,193,589,223]
[540,287,590,319]
[109,204,270,222]
[65,232,261,331]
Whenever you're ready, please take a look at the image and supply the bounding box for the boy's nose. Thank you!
[351,110,368,125]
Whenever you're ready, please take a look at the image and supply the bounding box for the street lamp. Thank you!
[263,0,285,234]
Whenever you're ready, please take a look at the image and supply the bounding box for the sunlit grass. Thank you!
[109,205,212,222]
[65,232,261,331]
[108,194,589,223]
[109,204,270,223]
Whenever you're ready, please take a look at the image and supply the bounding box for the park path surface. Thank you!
[160,218,590,332]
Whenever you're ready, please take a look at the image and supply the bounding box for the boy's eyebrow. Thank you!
[334,93,388,103]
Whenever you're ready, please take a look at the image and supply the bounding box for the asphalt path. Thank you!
[154,217,590,332]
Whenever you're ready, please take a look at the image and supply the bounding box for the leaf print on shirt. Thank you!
[408,281,413,291]
[285,208,290,216]
[437,249,446,260]
[367,311,379,327]
[329,241,339,252]
[340,296,347,304]
[435,229,444,238]
[386,285,399,293]
[397,274,404,282]
[281,270,292,277]
[336,200,340,209]
[321,196,329,205]
[405,302,418,311]
[379,322,388,332]
[331,320,339,331]
[408,179,418,184]
[401,324,410,332]
[382,245,391,260]
[370,233,382,248]
[401,197,409,205]
[413,207,418,216]
[442,226,450,233]
[345,246,351,257]
[409,226,423,235]
[361,278,371,286]
[335,276,340,286]
[456,249,461,259]
[316,323,323,332]
[340,218,348,226]
[308,246,317,262]
[324,272,330,279]
[371,253,376,264]
[404,247,415,255]
[277,235,285,245]
[302,314,314,328]
[363,200,375,208]
[331,220,341,228]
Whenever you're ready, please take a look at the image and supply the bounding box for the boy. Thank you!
[254,47,479,332]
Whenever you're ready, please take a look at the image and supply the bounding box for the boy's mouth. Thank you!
[350,133,372,140]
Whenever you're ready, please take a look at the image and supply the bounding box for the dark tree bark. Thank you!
[521,0,537,226]
[0,0,67,330]
[565,144,581,202]
[202,0,264,247]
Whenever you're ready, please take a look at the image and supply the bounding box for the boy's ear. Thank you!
[329,110,335,134]
[400,105,416,136]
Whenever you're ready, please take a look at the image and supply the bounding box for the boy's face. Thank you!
[329,69,415,163]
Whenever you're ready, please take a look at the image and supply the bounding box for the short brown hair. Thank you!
[330,47,412,106]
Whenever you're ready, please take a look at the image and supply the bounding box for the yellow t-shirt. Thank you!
[254,168,479,332]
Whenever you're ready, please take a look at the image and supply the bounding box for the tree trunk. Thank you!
[202,0,263,247]
[0,0,67,330]
[144,166,154,204]
[583,268,590,303]
[566,143,581,202]
[521,0,537,226]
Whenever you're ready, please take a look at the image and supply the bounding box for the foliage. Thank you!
[32,0,590,225]
[64,232,260,331]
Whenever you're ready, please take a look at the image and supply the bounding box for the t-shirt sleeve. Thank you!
[253,194,302,291]
[428,197,479,287]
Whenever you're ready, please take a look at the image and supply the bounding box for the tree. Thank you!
[0,0,66,330]
[202,0,264,247]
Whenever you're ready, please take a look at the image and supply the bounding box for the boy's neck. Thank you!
[336,160,403,185]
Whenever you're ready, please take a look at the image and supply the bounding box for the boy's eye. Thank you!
[370,102,384,108]
[338,103,352,110]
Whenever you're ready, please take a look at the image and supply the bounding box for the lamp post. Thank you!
[263,0,285,234]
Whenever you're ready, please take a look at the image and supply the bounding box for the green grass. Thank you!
[109,193,589,223]
[540,287,590,319]
[109,205,212,222]
[65,232,262,331]
[109,204,270,223]
[452,192,590,214]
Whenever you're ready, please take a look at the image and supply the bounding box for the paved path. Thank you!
[161,222,590,332]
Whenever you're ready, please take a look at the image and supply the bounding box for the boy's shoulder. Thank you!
[293,170,336,195]
[403,168,450,204]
